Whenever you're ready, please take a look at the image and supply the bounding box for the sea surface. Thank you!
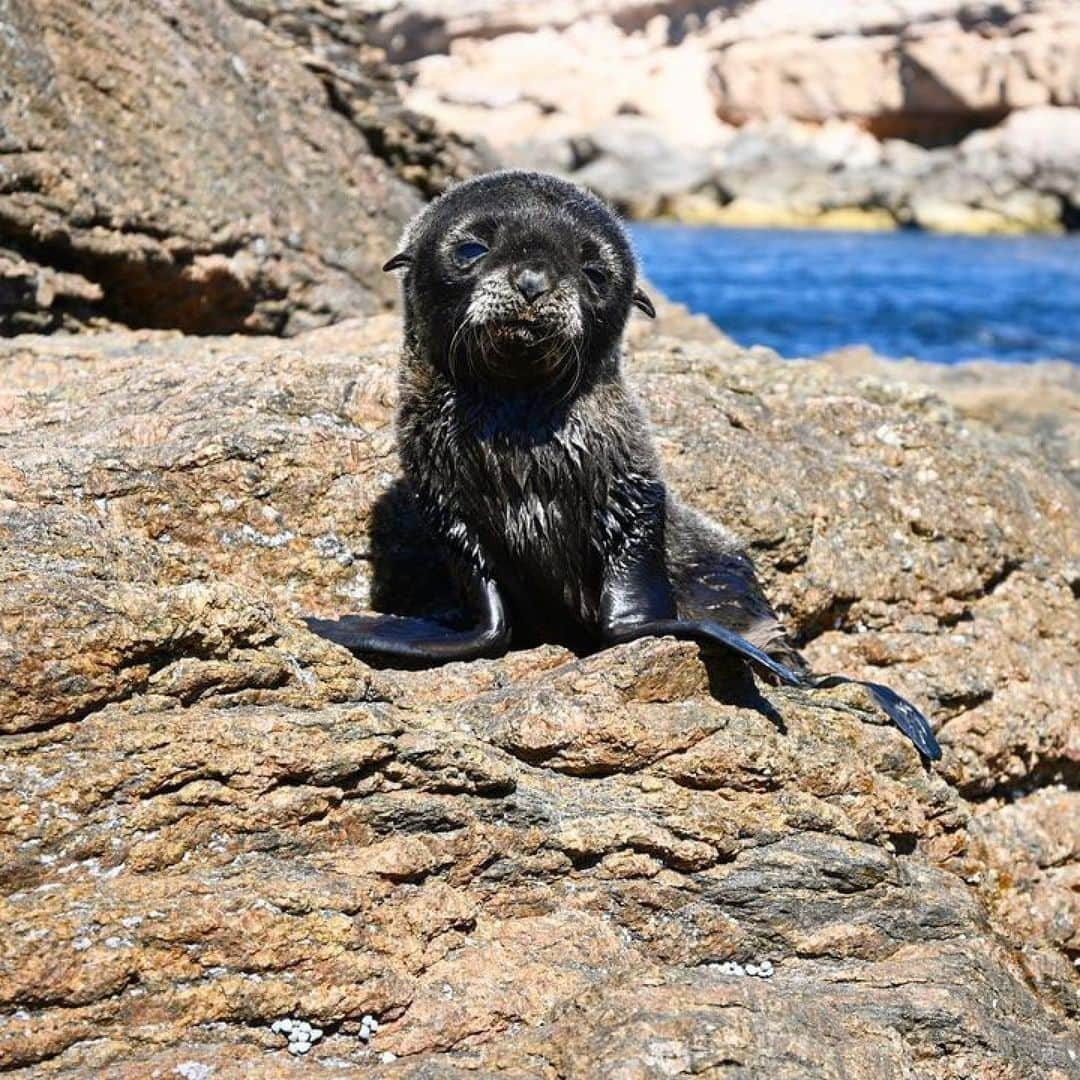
[629,224,1080,364]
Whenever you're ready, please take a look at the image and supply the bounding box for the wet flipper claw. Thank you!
[814,675,942,761]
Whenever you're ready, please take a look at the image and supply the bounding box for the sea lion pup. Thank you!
[336,170,940,760]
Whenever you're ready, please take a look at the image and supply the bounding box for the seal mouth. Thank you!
[449,314,580,387]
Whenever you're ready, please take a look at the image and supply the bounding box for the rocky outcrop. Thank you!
[1,317,1077,1075]
[0,0,487,337]
[707,0,1080,142]
[388,0,1080,231]
[659,107,1080,232]
[819,345,1080,485]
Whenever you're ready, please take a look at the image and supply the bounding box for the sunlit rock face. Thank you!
[0,315,1076,1075]
[385,1,1080,231]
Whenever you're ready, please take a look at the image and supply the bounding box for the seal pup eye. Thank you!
[583,265,607,290]
[453,240,489,267]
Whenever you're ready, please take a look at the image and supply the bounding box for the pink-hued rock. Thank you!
[707,1,1080,138]
[0,316,1076,1076]
[385,1,1080,230]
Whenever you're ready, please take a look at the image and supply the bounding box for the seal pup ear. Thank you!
[382,251,412,272]
[632,286,656,319]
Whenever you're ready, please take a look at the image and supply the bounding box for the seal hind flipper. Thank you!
[812,675,942,761]
[667,503,808,672]
[668,501,941,759]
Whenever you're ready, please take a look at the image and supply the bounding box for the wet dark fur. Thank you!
[397,352,799,663]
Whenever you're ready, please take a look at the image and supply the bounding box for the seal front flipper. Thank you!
[306,576,510,665]
[812,674,942,761]
[597,500,803,686]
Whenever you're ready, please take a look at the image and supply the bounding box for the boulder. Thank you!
[708,3,1080,142]
[568,116,716,217]
[0,0,486,336]
[0,316,1077,1074]
[402,16,731,155]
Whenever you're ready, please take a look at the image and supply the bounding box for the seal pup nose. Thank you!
[513,267,551,303]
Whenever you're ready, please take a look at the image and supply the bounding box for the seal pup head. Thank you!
[384,170,654,390]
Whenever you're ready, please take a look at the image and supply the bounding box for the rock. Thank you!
[367,0,714,63]
[569,116,716,217]
[707,2,1080,142]
[0,0,485,336]
[818,346,1080,484]
[710,33,901,131]
[401,16,732,157]
[388,2,1080,232]
[0,316,1077,1075]
[916,106,1080,231]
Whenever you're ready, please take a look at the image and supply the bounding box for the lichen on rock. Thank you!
[0,317,1076,1076]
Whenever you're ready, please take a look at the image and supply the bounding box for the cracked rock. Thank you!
[0,317,1076,1075]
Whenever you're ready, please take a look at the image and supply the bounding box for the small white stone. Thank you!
[380,1051,397,1064]
[287,1041,311,1055]
[309,1028,323,1041]
[175,1064,214,1080]
[367,1019,379,1033]
[278,1019,294,1034]
[746,964,759,976]
[270,1020,285,1035]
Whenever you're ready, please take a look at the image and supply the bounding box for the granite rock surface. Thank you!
[0,0,486,336]
[0,317,1076,1076]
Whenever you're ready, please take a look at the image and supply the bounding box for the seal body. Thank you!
[315,169,939,760]
[396,348,797,664]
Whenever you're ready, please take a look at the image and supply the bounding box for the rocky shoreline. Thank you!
[386,0,1080,233]
[1,3,1077,1075]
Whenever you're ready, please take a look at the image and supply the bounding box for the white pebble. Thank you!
[287,1041,311,1055]
[745,964,759,976]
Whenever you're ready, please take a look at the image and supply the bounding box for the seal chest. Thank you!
[402,373,616,635]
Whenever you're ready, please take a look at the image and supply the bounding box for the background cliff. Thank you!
[381,0,1080,232]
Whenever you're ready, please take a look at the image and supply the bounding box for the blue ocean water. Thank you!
[629,224,1080,364]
